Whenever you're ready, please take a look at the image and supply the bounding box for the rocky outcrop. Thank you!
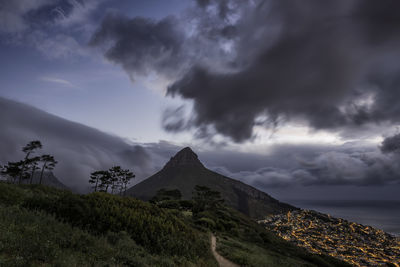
[163,147,205,169]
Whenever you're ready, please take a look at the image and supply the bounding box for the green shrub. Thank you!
[0,204,179,266]
[196,217,216,229]
[23,191,209,259]
[156,199,182,209]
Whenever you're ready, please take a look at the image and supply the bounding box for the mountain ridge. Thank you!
[127,147,295,219]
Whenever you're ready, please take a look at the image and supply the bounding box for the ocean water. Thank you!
[284,199,400,237]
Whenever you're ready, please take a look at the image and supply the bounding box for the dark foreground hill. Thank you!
[0,181,349,267]
[127,147,294,219]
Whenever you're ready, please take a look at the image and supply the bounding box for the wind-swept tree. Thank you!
[120,169,135,196]
[1,140,58,186]
[110,167,135,195]
[19,141,42,183]
[99,171,112,192]
[89,170,112,193]
[89,170,105,192]
[28,156,41,184]
[89,166,135,194]
[39,155,57,185]
[109,166,122,194]
[1,161,27,183]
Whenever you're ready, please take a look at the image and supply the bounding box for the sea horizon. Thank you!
[283,199,400,237]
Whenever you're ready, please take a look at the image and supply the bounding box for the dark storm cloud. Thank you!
[0,97,167,192]
[91,0,400,142]
[89,14,186,81]
[381,133,400,154]
[90,0,243,81]
[353,0,400,44]
[168,0,400,142]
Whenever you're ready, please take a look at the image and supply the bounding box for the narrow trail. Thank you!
[211,234,240,267]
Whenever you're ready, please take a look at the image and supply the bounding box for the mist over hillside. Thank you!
[0,97,159,192]
[1,97,400,202]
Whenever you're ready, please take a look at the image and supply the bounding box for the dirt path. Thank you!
[211,234,239,267]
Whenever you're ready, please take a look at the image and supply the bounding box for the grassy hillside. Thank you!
[0,182,351,267]
[183,203,351,267]
[0,205,178,266]
[0,182,216,266]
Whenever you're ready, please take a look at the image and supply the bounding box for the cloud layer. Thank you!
[91,0,400,142]
[0,0,102,58]
[0,97,161,192]
[0,97,399,198]
[209,143,400,190]
[90,14,186,81]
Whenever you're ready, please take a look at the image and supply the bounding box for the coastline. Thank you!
[283,199,400,237]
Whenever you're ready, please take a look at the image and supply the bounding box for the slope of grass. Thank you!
[23,192,207,257]
[216,235,310,266]
[0,205,178,267]
[0,182,217,266]
[175,201,352,267]
[0,181,350,267]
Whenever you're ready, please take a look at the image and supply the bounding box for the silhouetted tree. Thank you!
[89,171,105,192]
[109,166,122,194]
[89,166,135,194]
[19,141,42,183]
[39,155,57,185]
[2,140,58,186]
[120,169,135,196]
[108,166,135,195]
[28,156,41,184]
[99,171,112,192]
[1,161,27,183]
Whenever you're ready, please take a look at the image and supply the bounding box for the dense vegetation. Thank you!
[151,187,352,267]
[0,205,178,266]
[0,182,351,266]
[0,182,216,266]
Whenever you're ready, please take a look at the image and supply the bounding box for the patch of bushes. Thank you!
[196,217,216,229]
[0,181,350,267]
[23,192,209,259]
[0,182,217,266]
[0,204,177,267]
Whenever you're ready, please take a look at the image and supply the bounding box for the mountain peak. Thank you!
[164,147,204,169]
[128,146,295,219]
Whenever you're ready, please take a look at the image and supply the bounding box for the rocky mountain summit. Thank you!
[259,209,400,266]
[127,147,294,219]
[163,147,205,169]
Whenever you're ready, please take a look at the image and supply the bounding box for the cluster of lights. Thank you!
[259,210,400,267]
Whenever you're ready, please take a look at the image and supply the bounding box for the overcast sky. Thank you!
[1,0,400,200]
